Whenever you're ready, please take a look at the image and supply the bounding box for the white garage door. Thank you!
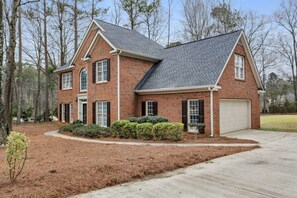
[220,100,251,134]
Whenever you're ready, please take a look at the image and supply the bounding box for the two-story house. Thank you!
[55,20,263,137]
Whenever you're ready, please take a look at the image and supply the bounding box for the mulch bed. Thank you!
[61,131,258,144]
[0,123,258,198]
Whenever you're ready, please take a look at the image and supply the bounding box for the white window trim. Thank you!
[61,103,65,123]
[62,72,72,90]
[145,101,155,116]
[187,99,199,132]
[69,103,73,123]
[96,101,108,127]
[235,54,245,80]
[96,59,108,83]
[80,68,88,92]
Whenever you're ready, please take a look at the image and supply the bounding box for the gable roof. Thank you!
[135,30,243,92]
[94,20,164,60]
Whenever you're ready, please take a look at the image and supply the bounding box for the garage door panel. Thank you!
[220,100,250,134]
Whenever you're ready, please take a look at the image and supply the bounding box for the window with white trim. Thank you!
[146,101,155,116]
[97,101,107,127]
[61,103,66,122]
[96,60,108,82]
[235,54,245,80]
[80,68,87,91]
[62,72,72,90]
[69,103,73,123]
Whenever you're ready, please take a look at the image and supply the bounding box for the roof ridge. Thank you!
[95,19,131,31]
[165,29,243,49]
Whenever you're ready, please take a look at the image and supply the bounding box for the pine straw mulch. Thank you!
[0,122,258,198]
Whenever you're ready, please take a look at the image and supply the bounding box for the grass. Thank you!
[261,114,297,132]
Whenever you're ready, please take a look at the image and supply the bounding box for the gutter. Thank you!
[116,50,122,120]
[110,49,162,62]
[53,65,74,73]
[135,85,221,94]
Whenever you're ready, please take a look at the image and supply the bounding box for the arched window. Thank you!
[80,68,87,91]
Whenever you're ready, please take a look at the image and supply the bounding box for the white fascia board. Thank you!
[215,31,264,90]
[83,31,101,59]
[54,65,74,73]
[69,21,97,66]
[135,85,221,95]
[215,31,243,86]
[241,33,265,90]
[110,48,162,62]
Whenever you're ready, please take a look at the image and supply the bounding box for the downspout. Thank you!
[117,51,121,120]
[209,87,215,138]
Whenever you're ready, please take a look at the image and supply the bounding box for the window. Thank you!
[97,101,107,127]
[235,54,245,80]
[146,101,155,116]
[69,103,73,123]
[188,100,199,125]
[96,60,108,82]
[62,73,72,90]
[80,68,87,91]
[61,103,65,122]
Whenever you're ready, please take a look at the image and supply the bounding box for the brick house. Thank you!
[55,20,264,137]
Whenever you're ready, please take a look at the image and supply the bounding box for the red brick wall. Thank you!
[58,28,155,124]
[120,57,154,119]
[137,92,211,133]
[215,44,261,132]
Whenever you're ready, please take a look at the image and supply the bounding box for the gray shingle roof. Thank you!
[95,20,164,59]
[135,30,242,91]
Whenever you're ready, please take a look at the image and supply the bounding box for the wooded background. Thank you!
[0,0,297,144]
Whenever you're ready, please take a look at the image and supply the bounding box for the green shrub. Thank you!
[152,123,184,141]
[73,120,83,124]
[136,123,153,140]
[5,132,29,183]
[110,120,130,137]
[120,122,138,139]
[128,117,138,122]
[73,124,111,138]
[59,123,83,132]
[128,116,168,124]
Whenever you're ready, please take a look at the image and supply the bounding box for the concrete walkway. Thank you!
[45,130,258,147]
[73,130,297,198]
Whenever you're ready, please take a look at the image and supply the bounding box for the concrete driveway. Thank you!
[75,130,297,198]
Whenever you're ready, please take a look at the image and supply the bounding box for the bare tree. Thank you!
[241,11,270,57]
[22,2,43,122]
[275,0,297,101]
[16,7,23,123]
[140,0,164,41]
[0,0,8,144]
[43,0,49,121]
[167,0,173,45]
[182,0,213,41]
[111,0,122,25]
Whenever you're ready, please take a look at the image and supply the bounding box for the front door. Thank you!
[82,103,87,124]
[188,99,199,132]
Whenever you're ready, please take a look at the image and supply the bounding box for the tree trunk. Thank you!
[0,0,8,144]
[4,0,20,131]
[74,0,78,51]
[16,7,23,124]
[44,0,49,122]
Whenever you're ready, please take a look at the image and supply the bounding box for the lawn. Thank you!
[0,123,256,198]
[261,114,297,132]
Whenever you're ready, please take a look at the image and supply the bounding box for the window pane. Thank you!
[80,69,87,90]
[97,102,107,127]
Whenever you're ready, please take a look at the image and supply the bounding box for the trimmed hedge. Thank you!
[120,122,138,139]
[152,122,184,141]
[136,123,154,140]
[110,120,130,137]
[73,124,111,138]
[129,116,168,124]
[59,123,83,132]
